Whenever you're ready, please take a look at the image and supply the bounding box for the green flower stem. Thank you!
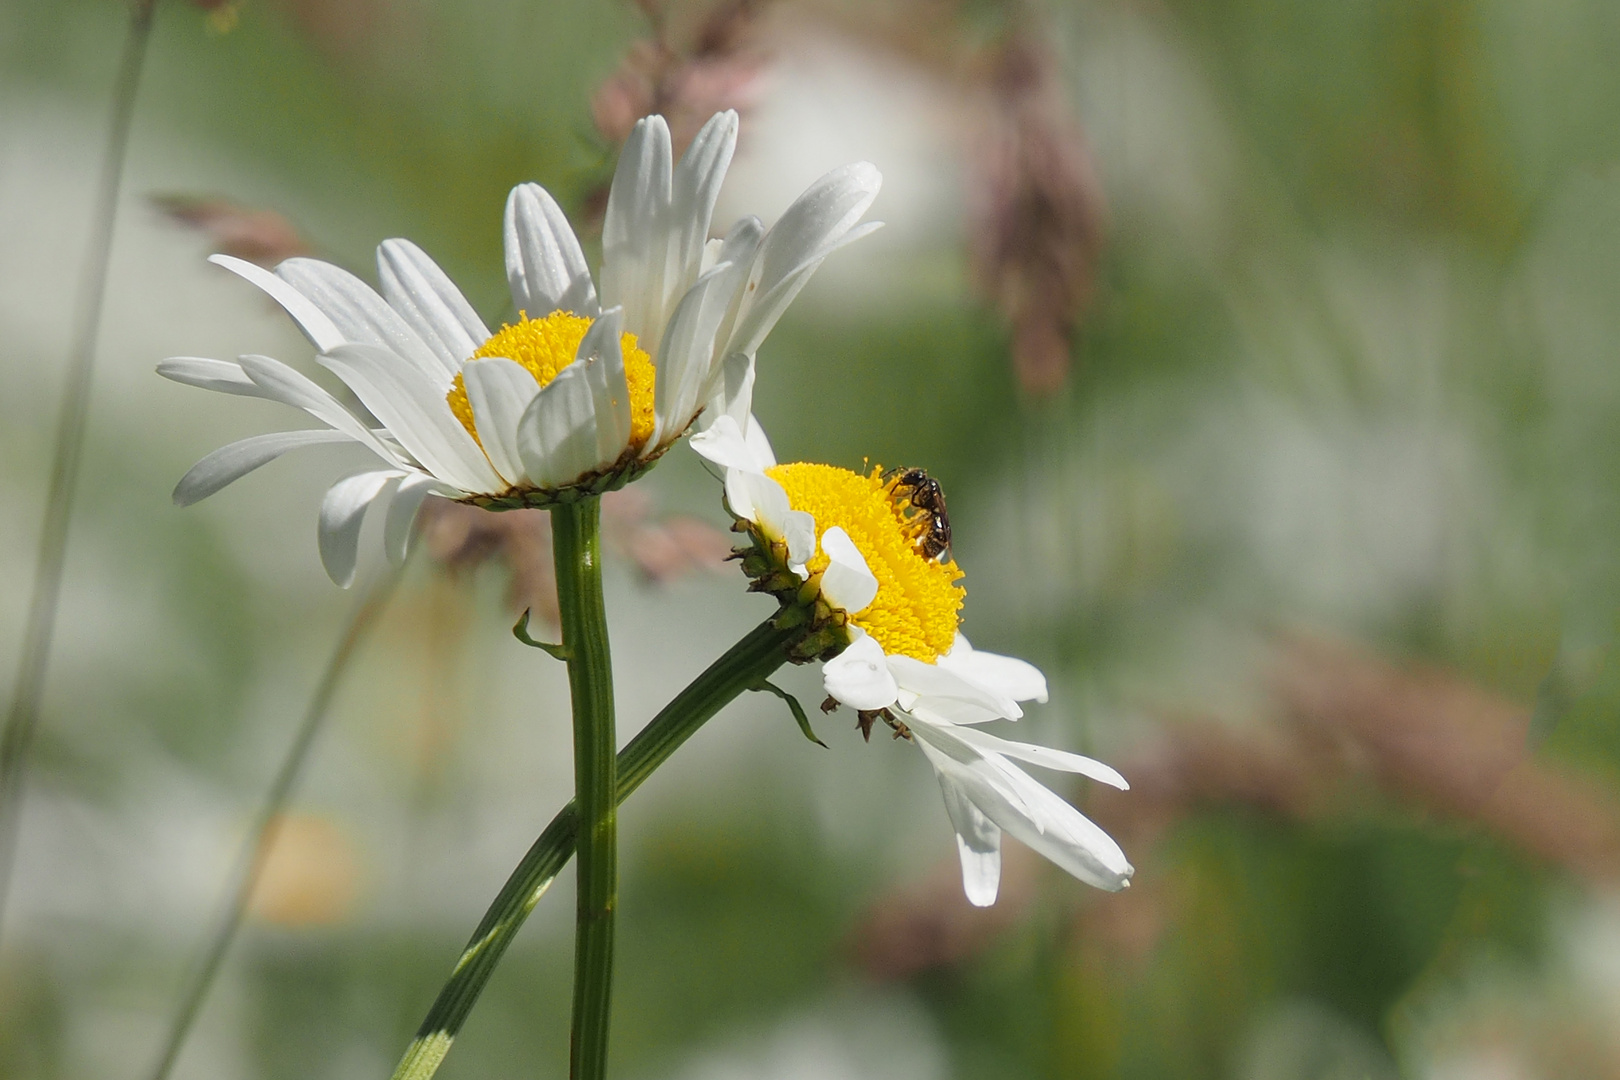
[550,497,618,1080]
[0,0,158,938]
[389,616,800,1080]
[145,567,403,1080]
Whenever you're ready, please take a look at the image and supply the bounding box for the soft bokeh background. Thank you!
[6,0,1620,1077]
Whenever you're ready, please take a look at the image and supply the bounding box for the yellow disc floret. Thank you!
[446,310,656,460]
[766,463,965,663]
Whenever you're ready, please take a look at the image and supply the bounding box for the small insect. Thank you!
[884,467,952,561]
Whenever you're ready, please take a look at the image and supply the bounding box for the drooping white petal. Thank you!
[318,470,401,587]
[209,255,343,352]
[157,356,258,395]
[911,720,1133,892]
[384,474,448,564]
[234,354,406,467]
[819,526,879,615]
[933,768,1003,907]
[888,653,1023,723]
[993,761,1133,890]
[939,635,1049,704]
[600,114,673,343]
[504,183,599,317]
[319,343,503,493]
[947,725,1129,790]
[575,307,632,465]
[462,358,542,486]
[651,258,746,446]
[822,632,900,711]
[514,360,599,488]
[720,162,883,358]
[173,429,356,506]
[377,239,489,373]
[668,111,739,296]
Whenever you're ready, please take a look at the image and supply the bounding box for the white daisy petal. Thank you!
[318,470,402,587]
[822,632,899,711]
[318,343,502,493]
[157,356,258,395]
[697,350,755,433]
[690,414,762,473]
[233,354,405,466]
[377,239,489,373]
[722,162,883,357]
[504,183,599,317]
[652,258,746,445]
[781,510,816,573]
[515,360,599,488]
[743,413,777,468]
[600,114,674,343]
[276,258,447,385]
[575,306,633,466]
[715,215,764,276]
[173,429,356,506]
[384,474,447,564]
[733,470,792,535]
[669,110,739,294]
[723,466,757,521]
[940,636,1049,704]
[947,726,1129,790]
[921,747,1003,907]
[888,653,1023,723]
[909,717,1037,817]
[209,255,343,352]
[911,720,1132,892]
[462,358,542,486]
[991,763,1133,891]
[819,526,879,615]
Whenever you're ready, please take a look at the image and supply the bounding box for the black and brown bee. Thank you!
[883,466,952,562]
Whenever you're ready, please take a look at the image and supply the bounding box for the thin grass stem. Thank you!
[0,0,160,936]
[143,567,404,1080]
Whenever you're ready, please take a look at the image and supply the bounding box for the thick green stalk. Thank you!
[0,0,157,939]
[144,568,402,1080]
[389,617,799,1080]
[550,498,617,1080]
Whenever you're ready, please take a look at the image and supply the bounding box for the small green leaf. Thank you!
[751,681,827,747]
[512,610,568,660]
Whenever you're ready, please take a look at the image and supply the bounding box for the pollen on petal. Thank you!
[447,310,655,452]
[766,462,964,662]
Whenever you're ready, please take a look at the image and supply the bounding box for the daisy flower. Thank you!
[692,416,1133,906]
[159,111,882,585]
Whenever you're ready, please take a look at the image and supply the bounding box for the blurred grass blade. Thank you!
[144,567,404,1080]
[390,617,800,1080]
[0,0,159,939]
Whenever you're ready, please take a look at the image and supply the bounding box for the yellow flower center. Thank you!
[447,310,656,456]
[766,463,965,663]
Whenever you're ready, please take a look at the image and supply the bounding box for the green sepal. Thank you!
[750,681,827,748]
[790,626,848,663]
[512,610,569,660]
[771,604,810,630]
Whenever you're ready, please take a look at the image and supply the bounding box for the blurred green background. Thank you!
[6,0,1620,1077]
